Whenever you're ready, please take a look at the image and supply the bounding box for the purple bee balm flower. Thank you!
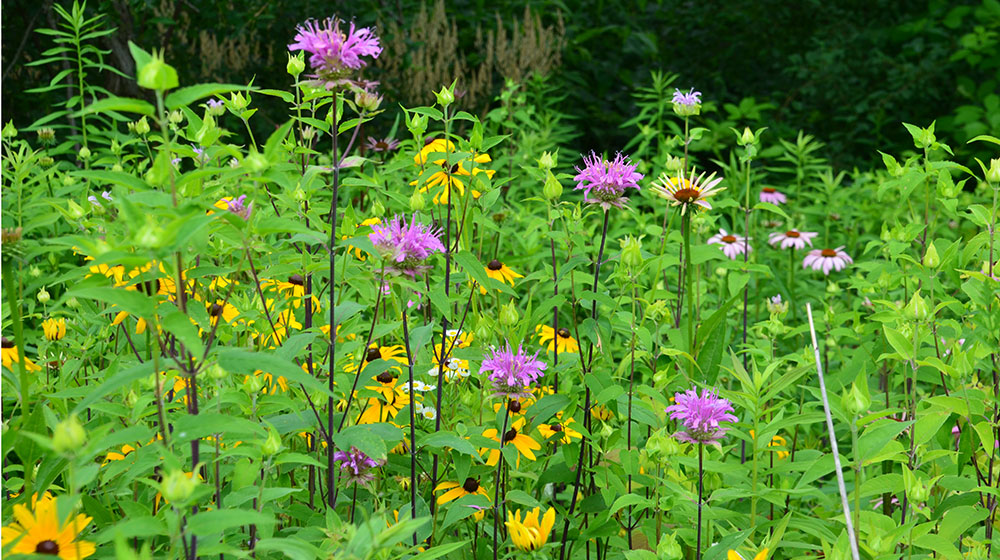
[368,214,445,277]
[480,343,547,399]
[289,17,382,89]
[672,88,701,107]
[333,446,383,487]
[226,194,253,220]
[665,386,739,444]
[207,98,224,109]
[573,151,643,210]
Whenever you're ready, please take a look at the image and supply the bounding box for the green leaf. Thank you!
[67,286,157,318]
[609,493,652,514]
[166,84,250,110]
[217,349,331,397]
[453,250,491,291]
[188,509,273,536]
[883,327,914,361]
[71,361,155,416]
[410,540,469,560]
[423,431,478,456]
[73,96,155,117]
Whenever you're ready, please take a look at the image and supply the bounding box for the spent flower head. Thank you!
[665,386,738,444]
[333,446,383,487]
[573,151,643,209]
[480,343,547,399]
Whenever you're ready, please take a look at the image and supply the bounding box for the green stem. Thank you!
[3,265,29,427]
[683,211,694,359]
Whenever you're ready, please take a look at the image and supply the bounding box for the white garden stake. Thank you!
[806,303,861,560]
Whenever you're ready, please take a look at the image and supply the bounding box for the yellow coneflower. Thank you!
[42,318,67,341]
[480,259,523,294]
[650,169,725,214]
[245,370,289,394]
[206,300,240,326]
[410,138,495,205]
[1,337,41,372]
[259,307,302,347]
[1,493,96,559]
[749,430,789,460]
[538,417,583,444]
[535,324,580,354]
[505,506,556,552]
[728,547,768,560]
[481,417,540,467]
[319,324,358,343]
[434,477,491,504]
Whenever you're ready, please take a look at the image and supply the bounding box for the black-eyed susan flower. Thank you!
[262,275,321,310]
[245,370,289,394]
[1,493,96,559]
[481,259,523,294]
[650,169,725,214]
[749,430,789,460]
[358,371,412,425]
[505,506,556,552]
[411,138,495,205]
[1,337,41,372]
[42,318,66,341]
[435,477,490,504]
[535,324,579,354]
[590,404,614,421]
[481,417,540,467]
[538,417,582,444]
[260,308,302,347]
[206,300,240,326]
[344,217,382,260]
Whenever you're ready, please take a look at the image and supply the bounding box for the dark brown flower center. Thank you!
[672,187,701,203]
[462,477,479,493]
[503,428,518,442]
[551,423,563,432]
[557,328,571,339]
[35,540,60,555]
[785,230,800,238]
[376,371,394,384]
[450,163,460,174]
[375,140,389,150]
[762,187,776,193]
[487,259,503,271]
[137,279,158,296]
[1,337,13,348]
[365,346,382,363]
[209,303,224,317]
[508,399,522,413]
[288,274,304,286]
[821,249,838,257]
[721,235,737,243]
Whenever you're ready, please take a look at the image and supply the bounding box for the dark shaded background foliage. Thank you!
[3,0,998,168]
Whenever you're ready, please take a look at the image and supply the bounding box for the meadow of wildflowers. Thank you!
[2,3,1000,560]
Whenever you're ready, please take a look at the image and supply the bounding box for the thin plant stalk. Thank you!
[400,293,419,544]
[327,90,340,508]
[492,404,511,560]
[696,442,704,560]
[682,211,695,358]
[806,303,861,560]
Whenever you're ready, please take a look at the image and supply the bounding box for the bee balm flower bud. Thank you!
[53,415,87,454]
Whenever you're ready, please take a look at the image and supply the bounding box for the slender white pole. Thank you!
[806,303,861,560]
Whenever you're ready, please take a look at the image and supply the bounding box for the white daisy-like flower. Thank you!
[650,168,725,214]
[802,247,853,275]
[768,229,818,250]
[707,229,751,260]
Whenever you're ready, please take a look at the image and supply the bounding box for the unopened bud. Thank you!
[37,288,50,304]
[407,114,427,137]
[902,466,930,504]
[841,383,870,416]
[543,172,563,200]
[134,117,151,136]
[738,127,755,146]
[2,121,17,138]
[409,189,426,212]
[262,426,283,456]
[66,200,86,220]
[287,53,305,77]
[52,414,87,454]
[499,301,519,326]
[620,235,643,269]
[66,297,80,309]
[29,266,42,278]
[923,243,940,269]
[664,155,683,174]
[987,158,1000,185]
[160,470,198,505]
[206,363,227,381]
[137,49,179,91]
[355,90,382,113]
[656,532,683,560]
[537,151,556,171]
[168,110,183,125]
[77,146,91,161]
[230,92,249,112]
[242,151,269,174]
[904,290,930,322]
[435,85,455,107]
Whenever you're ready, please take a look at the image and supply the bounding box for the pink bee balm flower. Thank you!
[671,88,701,107]
[368,214,445,277]
[225,194,253,220]
[803,246,853,275]
[767,229,818,250]
[333,446,383,486]
[480,343,547,399]
[573,151,643,210]
[665,386,738,444]
[289,17,382,88]
[758,187,787,205]
[707,229,751,260]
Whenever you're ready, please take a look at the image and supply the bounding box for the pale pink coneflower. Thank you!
[707,229,751,260]
[803,246,853,275]
[758,187,787,205]
[768,229,818,250]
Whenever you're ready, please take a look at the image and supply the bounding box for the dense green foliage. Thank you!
[3,2,1000,560]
